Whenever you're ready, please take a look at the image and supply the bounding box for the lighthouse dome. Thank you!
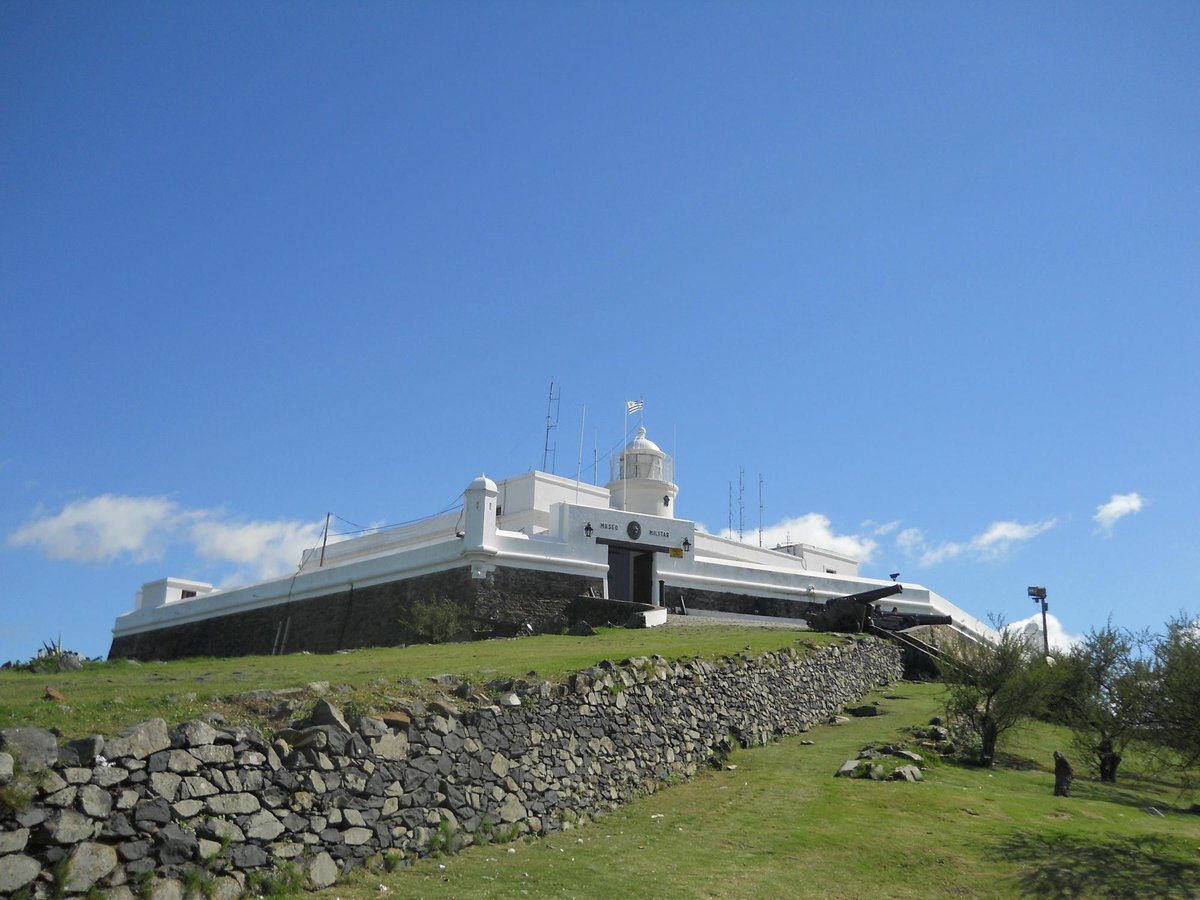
[606,426,678,514]
[625,426,662,456]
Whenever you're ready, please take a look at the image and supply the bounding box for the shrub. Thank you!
[398,598,467,644]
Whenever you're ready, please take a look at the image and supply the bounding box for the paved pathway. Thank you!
[663,609,809,630]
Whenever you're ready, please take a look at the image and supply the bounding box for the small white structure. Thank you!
[135,578,216,610]
[111,426,996,656]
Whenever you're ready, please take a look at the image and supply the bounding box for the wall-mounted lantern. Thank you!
[681,537,691,552]
[663,495,671,508]
[584,522,593,538]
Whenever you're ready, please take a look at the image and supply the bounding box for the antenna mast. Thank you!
[738,466,745,543]
[758,473,764,548]
[542,380,559,473]
[575,405,586,502]
[728,482,733,539]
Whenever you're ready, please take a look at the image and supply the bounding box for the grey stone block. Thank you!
[0,727,58,772]
[41,808,97,843]
[0,826,30,854]
[204,792,260,815]
[244,809,285,841]
[63,841,118,892]
[172,719,219,748]
[231,844,269,869]
[0,853,41,894]
[306,851,339,890]
[105,719,171,761]
[79,783,114,818]
[134,797,172,828]
[308,699,352,735]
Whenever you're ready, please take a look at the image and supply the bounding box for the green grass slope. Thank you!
[335,682,1200,899]
[5,628,1197,898]
[0,625,835,738]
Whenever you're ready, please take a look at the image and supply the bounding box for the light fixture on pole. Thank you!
[1028,586,1049,657]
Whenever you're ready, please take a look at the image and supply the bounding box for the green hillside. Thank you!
[332,681,1199,899]
[3,626,1197,898]
[0,625,836,739]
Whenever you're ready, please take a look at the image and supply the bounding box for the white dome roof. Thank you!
[625,426,663,456]
[467,474,497,492]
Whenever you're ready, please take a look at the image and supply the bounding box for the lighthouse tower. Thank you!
[606,426,679,516]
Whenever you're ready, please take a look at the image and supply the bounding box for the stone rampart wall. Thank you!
[109,567,604,661]
[1,637,901,897]
[675,585,821,620]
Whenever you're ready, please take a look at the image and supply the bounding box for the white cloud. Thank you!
[896,517,1056,567]
[190,518,326,582]
[894,527,963,566]
[8,494,325,583]
[895,527,924,554]
[920,541,964,567]
[1004,612,1083,653]
[1093,492,1144,535]
[861,519,900,537]
[725,513,877,563]
[7,494,183,563]
[970,518,1058,559]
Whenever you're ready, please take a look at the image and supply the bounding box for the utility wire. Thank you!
[324,493,466,538]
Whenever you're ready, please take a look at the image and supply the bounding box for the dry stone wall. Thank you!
[0,637,901,897]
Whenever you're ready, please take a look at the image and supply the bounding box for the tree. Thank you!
[941,623,1045,767]
[1052,621,1150,783]
[1143,613,1200,789]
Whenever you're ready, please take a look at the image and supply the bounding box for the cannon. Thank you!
[806,583,904,633]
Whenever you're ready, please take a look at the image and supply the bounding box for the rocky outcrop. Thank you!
[0,637,900,896]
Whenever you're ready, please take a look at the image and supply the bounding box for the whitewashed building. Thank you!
[110,426,994,659]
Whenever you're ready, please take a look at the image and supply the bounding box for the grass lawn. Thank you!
[330,681,1200,899]
[0,624,835,739]
[5,628,1197,897]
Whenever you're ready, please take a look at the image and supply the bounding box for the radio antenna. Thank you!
[758,473,764,548]
[542,379,559,473]
[738,466,745,543]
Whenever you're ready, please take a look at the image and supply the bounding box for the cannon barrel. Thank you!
[822,582,904,608]
[807,582,904,633]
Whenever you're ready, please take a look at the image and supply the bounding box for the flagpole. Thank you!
[622,403,628,511]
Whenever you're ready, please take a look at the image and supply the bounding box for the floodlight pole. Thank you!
[1028,586,1049,657]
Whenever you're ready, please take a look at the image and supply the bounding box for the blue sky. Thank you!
[2,2,1197,662]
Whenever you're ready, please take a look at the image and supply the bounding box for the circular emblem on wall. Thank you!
[627,521,642,540]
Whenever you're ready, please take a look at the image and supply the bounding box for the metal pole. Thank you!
[1040,597,1050,657]
[319,512,331,567]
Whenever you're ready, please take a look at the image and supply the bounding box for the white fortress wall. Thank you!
[928,590,999,642]
[689,533,859,577]
[299,510,463,570]
[113,531,469,639]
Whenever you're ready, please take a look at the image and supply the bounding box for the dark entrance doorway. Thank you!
[607,545,656,604]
